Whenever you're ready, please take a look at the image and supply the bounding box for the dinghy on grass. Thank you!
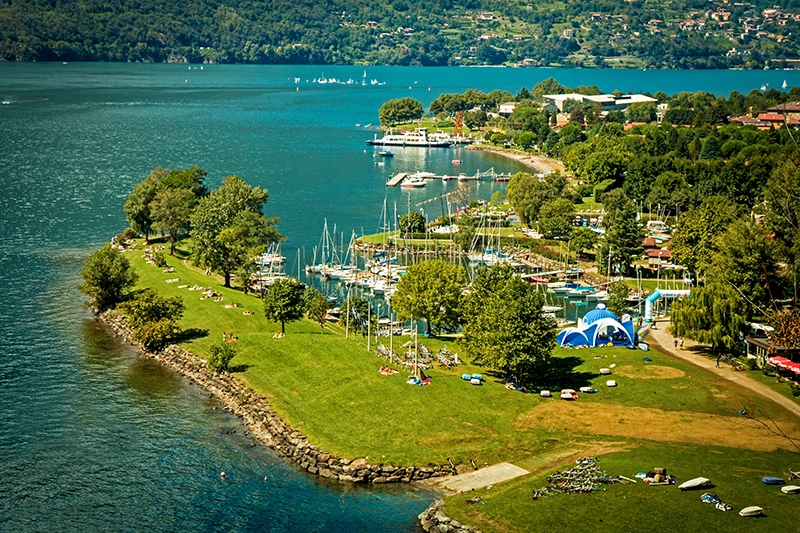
[781,485,800,494]
[679,477,711,490]
[738,506,763,517]
[762,477,785,485]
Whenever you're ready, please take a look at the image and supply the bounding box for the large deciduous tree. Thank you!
[670,196,742,276]
[669,283,747,352]
[506,171,566,227]
[399,211,426,234]
[538,198,574,239]
[124,167,167,243]
[391,259,465,335]
[263,278,305,335]
[79,243,138,312]
[707,218,784,311]
[190,175,283,288]
[217,211,284,293]
[378,97,424,126]
[150,188,194,255]
[461,263,555,384]
[762,161,800,290]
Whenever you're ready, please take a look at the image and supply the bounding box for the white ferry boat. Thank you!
[366,128,451,148]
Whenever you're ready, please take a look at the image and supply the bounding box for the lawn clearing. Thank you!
[445,443,800,533]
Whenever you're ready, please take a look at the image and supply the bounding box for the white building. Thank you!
[499,102,518,116]
[542,93,657,113]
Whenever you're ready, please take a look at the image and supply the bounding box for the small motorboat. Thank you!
[452,159,462,164]
[579,387,597,393]
[679,477,711,491]
[738,506,763,517]
[762,477,785,485]
[781,485,800,494]
[378,150,394,157]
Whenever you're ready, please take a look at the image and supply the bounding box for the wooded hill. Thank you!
[1,0,798,68]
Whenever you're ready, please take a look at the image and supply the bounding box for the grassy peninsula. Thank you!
[109,236,800,532]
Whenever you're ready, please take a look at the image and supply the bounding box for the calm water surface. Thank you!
[1,64,797,532]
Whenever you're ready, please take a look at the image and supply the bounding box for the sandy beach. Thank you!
[467,145,566,176]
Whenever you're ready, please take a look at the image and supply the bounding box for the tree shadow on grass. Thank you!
[228,363,252,373]
[175,327,209,342]
[534,355,599,391]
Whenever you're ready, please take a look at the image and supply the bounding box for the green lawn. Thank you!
[446,443,800,533]
[125,240,800,532]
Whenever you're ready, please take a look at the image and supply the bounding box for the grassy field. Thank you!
[125,240,800,532]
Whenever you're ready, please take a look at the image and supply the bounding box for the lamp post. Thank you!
[367,302,371,351]
[376,303,382,343]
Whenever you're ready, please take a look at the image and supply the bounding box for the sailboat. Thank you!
[782,79,788,89]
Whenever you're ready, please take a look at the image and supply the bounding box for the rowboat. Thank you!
[762,477,785,485]
[738,506,763,517]
[678,477,711,490]
[781,485,800,494]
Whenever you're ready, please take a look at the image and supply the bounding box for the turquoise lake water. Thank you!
[1,63,797,532]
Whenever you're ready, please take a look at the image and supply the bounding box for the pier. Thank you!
[385,172,409,187]
[385,168,512,187]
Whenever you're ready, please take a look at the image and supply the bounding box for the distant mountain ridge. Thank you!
[0,0,798,68]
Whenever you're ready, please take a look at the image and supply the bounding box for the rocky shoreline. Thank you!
[98,309,454,486]
[418,499,483,533]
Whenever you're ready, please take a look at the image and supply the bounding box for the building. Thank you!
[542,93,657,113]
[498,102,518,116]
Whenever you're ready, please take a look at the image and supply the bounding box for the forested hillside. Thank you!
[1,0,798,68]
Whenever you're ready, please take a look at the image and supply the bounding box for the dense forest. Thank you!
[1,0,799,68]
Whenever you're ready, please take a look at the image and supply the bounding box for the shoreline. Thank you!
[97,309,454,486]
[466,145,566,176]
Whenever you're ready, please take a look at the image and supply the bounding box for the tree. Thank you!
[606,281,630,318]
[670,283,747,352]
[207,342,236,373]
[79,243,138,312]
[399,211,426,234]
[342,295,373,336]
[391,259,465,335]
[707,218,784,311]
[453,213,477,252]
[490,190,504,205]
[303,287,330,334]
[218,211,284,293]
[507,171,566,227]
[600,189,642,274]
[627,102,657,123]
[570,226,598,258]
[461,263,555,384]
[670,196,742,276]
[263,278,305,334]
[378,97,424,126]
[538,198,574,239]
[159,165,208,199]
[124,167,166,243]
[150,188,194,255]
[644,171,692,217]
[699,136,722,160]
[120,288,185,351]
[762,161,800,287]
[190,175,283,287]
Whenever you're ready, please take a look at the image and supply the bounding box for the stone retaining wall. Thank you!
[99,309,453,485]
[418,499,482,533]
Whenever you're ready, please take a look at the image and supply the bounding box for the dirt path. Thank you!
[647,320,800,420]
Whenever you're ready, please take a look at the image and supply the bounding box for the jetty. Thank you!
[385,172,409,187]
[386,168,512,187]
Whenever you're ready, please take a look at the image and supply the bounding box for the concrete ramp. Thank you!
[427,462,529,494]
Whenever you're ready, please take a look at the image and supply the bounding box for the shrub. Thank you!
[746,357,759,371]
[123,227,139,241]
[79,243,139,311]
[207,342,237,373]
[593,178,617,203]
[120,288,184,352]
[790,382,800,398]
[134,318,181,352]
[153,250,167,267]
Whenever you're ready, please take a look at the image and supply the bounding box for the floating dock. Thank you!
[386,172,408,187]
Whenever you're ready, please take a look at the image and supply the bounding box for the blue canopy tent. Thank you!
[556,304,635,348]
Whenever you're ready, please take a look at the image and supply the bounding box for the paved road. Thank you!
[647,321,800,420]
[425,463,530,495]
